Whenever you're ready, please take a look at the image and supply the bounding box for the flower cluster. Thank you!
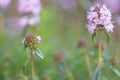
[22,34,41,49]
[18,0,42,27]
[0,0,11,9]
[87,4,114,34]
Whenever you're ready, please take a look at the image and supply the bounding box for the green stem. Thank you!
[97,31,102,68]
[85,54,92,77]
[30,49,34,80]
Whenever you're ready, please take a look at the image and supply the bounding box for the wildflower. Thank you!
[19,15,40,27]
[23,34,41,49]
[22,34,44,59]
[0,0,11,9]
[98,0,120,13]
[18,0,41,14]
[86,4,114,34]
[17,0,42,27]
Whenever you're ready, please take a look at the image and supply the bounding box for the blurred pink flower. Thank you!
[95,0,120,26]
[18,0,41,14]
[37,36,42,43]
[5,17,26,36]
[86,4,114,34]
[0,0,11,9]
[97,0,120,14]
[19,15,40,27]
[17,0,42,27]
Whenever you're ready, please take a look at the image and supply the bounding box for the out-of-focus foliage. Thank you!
[0,0,120,80]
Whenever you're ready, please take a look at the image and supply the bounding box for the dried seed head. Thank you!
[77,38,88,48]
[54,51,64,63]
[109,57,119,65]
[22,34,41,49]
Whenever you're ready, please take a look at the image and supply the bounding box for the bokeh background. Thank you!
[0,0,120,80]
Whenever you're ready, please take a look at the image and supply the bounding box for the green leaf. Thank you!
[113,69,120,78]
[97,24,103,29]
[104,30,110,43]
[34,48,44,59]
[92,68,100,80]
[92,32,96,43]
[42,57,48,63]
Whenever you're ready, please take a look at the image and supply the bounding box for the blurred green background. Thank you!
[0,0,120,80]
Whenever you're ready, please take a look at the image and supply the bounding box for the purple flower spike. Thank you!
[18,0,41,14]
[18,0,42,27]
[86,4,115,34]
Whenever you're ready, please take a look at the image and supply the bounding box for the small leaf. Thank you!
[104,30,110,43]
[92,68,100,80]
[97,24,103,29]
[113,69,120,78]
[43,57,48,63]
[34,48,44,59]
[92,32,96,43]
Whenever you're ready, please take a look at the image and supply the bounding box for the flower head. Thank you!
[23,34,44,59]
[86,4,114,34]
[23,34,41,49]
[18,0,41,14]
[19,15,40,27]
[17,0,42,27]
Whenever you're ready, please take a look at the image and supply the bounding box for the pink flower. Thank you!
[17,0,42,27]
[87,23,96,34]
[22,39,25,44]
[19,15,40,27]
[28,15,40,26]
[19,16,28,27]
[0,0,11,9]
[18,0,41,14]
[87,12,98,22]
[86,4,114,34]
[37,36,42,43]
[97,0,120,14]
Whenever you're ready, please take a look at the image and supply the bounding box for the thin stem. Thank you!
[30,49,34,80]
[85,54,92,77]
[97,31,102,68]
